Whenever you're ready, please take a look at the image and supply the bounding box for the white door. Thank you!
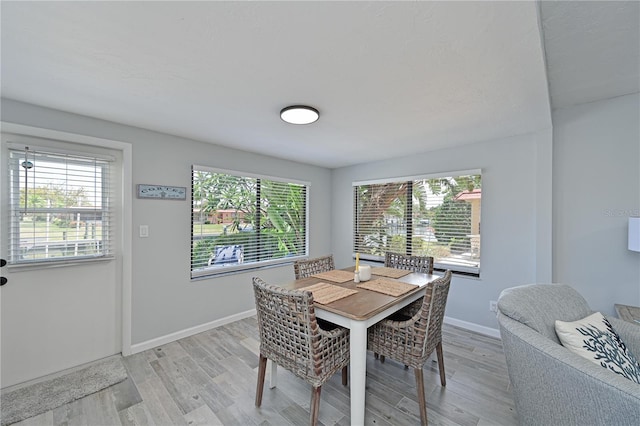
[1,129,126,388]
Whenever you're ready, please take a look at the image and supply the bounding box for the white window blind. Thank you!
[353,171,481,275]
[191,166,308,278]
[8,146,114,265]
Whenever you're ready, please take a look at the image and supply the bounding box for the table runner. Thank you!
[311,269,355,283]
[303,282,358,305]
[357,278,418,297]
[371,267,412,279]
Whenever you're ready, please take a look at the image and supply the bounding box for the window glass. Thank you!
[191,166,308,278]
[8,147,114,265]
[354,172,481,275]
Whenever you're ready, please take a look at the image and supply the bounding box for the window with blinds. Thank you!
[353,171,481,275]
[191,166,308,278]
[8,146,114,265]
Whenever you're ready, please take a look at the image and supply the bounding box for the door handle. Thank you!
[1,258,7,286]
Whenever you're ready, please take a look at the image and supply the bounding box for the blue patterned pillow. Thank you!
[555,312,640,384]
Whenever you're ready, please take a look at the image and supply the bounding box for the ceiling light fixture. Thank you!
[280,105,319,125]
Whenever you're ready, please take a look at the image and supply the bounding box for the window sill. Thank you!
[190,256,304,281]
[7,256,115,272]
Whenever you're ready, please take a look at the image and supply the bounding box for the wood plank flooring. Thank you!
[10,319,517,425]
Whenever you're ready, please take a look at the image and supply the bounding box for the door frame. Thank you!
[1,122,133,356]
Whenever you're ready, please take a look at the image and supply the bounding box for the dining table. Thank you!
[275,266,440,426]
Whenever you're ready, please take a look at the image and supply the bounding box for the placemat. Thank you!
[357,279,418,297]
[371,267,412,279]
[311,269,355,283]
[303,282,358,305]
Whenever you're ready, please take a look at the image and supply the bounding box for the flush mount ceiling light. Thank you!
[280,105,319,125]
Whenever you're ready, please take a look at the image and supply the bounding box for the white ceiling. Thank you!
[539,0,639,108]
[1,1,638,168]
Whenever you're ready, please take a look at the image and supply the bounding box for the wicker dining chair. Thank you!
[367,270,452,426]
[384,252,434,319]
[293,255,335,279]
[253,277,350,426]
[385,252,434,274]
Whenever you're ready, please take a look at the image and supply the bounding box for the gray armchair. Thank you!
[497,283,640,426]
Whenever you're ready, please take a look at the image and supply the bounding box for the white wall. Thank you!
[553,93,640,314]
[1,99,332,349]
[331,130,554,332]
[4,93,637,384]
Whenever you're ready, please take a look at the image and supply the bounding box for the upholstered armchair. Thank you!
[497,284,640,425]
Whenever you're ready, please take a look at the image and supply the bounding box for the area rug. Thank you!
[1,356,128,426]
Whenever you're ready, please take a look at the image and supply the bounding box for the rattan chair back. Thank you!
[384,252,435,317]
[253,277,349,386]
[416,270,452,359]
[252,277,350,426]
[384,252,434,274]
[368,270,451,366]
[367,270,452,425]
[293,255,335,279]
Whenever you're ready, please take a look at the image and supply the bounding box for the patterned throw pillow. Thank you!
[555,312,640,384]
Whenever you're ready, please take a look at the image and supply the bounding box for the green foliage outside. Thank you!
[192,171,306,268]
[20,185,90,208]
[18,185,92,223]
[430,198,471,252]
[356,174,481,257]
[20,218,103,240]
[388,235,452,258]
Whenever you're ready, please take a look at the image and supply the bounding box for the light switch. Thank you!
[139,225,149,238]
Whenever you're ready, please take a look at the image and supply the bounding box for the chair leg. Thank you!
[380,355,385,363]
[310,386,322,426]
[341,366,348,386]
[374,352,379,359]
[255,354,267,406]
[436,341,446,387]
[414,367,428,426]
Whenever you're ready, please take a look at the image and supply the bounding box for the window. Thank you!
[353,170,481,275]
[191,166,308,278]
[7,145,114,265]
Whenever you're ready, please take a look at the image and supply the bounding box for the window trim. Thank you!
[191,165,309,279]
[352,169,481,187]
[353,168,482,276]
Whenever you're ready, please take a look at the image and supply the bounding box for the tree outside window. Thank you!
[354,172,481,275]
[191,167,308,278]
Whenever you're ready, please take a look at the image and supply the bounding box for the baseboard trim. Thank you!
[130,310,499,355]
[444,316,501,339]
[130,309,257,354]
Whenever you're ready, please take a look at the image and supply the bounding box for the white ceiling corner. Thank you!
[540,0,640,109]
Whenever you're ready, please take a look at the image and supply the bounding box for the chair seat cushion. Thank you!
[317,318,340,330]
[555,312,640,384]
[386,312,412,322]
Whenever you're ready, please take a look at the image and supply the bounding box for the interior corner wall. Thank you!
[330,131,553,331]
[0,99,332,347]
[553,93,640,314]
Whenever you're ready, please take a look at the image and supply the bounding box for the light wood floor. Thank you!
[12,318,517,426]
